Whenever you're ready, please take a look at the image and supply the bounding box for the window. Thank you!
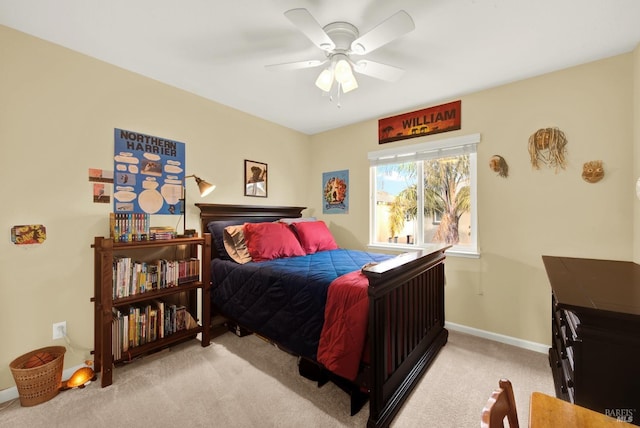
[369,133,480,257]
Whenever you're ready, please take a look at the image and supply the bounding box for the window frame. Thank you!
[368,133,480,258]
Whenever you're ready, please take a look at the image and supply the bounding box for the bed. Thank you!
[197,203,449,428]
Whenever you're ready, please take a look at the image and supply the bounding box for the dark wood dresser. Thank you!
[542,255,640,425]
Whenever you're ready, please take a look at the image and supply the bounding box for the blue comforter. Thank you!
[210,249,393,359]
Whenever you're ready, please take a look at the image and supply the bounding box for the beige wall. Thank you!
[310,52,636,348]
[0,26,311,390]
[1,23,637,392]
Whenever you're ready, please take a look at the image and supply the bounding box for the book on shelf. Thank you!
[112,313,120,361]
[175,306,187,332]
[167,304,177,337]
[112,308,129,360]
[153,300,165,339]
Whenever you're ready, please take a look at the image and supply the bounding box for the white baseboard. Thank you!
[0,364,85,404]
[445,321,549,354]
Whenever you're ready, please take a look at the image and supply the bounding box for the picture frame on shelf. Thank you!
[244,159,267,198]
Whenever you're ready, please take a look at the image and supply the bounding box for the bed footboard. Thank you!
[362,247,449,428]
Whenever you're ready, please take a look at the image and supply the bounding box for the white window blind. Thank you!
[368,133,480,166]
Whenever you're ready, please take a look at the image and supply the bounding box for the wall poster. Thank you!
[113,128,186,215]
[378,100,461,144]
[322,170,349,214]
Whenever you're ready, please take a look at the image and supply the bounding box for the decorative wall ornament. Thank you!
[11,225,46,244]
[528,127,568,172]
[489,155,509,178]
[581,160,604,183]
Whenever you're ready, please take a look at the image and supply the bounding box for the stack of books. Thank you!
[149,226,176,240]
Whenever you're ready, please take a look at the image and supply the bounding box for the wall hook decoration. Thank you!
[581,160,604,183]
[528,127,568,172]
[489,155,509,178]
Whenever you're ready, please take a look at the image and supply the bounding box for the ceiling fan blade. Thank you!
[284,8,336,52]
[265,59,326,71]
[350,10,415,55]
[353,59,405,82]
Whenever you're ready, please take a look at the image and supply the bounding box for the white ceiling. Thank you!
[2,0,640,135]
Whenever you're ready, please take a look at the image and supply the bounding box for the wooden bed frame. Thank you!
[197,203,449,428]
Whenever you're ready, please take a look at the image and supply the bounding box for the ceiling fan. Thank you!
[266,8,415,103]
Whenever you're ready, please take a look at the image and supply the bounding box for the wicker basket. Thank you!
[9,346,66,407]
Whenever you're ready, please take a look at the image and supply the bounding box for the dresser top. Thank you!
[542,255,640,317]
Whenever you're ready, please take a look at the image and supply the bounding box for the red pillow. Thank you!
[291,221,338,254]
[243,222,306,262]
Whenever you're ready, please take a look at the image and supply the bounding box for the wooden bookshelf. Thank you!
[92,233,211,387]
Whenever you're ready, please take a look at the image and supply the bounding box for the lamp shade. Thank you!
[194,177,215,197]
[334,58,353,84]
[182,174,215,236]
[184,174,215,197]
[315,68,334,92]
[341,75,358,93]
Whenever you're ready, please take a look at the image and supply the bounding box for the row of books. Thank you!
[111,301,192,360]
[112,256,200,299]
[109,213,151,242]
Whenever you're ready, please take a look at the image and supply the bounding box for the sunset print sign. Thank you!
[378,100,461,144]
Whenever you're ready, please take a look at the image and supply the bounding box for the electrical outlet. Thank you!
[52,321,66,340]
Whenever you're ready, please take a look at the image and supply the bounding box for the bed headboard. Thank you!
[196,203,307,259]
[196,203,306,231]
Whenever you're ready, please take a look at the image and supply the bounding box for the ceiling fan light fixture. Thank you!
[334,57,354,83]
[315,68,334,92]
[341,75,358,93]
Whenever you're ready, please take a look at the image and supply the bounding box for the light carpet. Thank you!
[0,329,555,427]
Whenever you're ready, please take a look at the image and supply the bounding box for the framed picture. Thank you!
[244,159,268,197]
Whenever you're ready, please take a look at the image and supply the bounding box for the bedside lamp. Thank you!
[181,174,215,236]
[188,174,216,198]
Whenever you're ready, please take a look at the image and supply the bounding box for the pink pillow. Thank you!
[243,222,306,262]
[290,221,338,254]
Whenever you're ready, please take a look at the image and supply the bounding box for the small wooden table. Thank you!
[529,392,636,427]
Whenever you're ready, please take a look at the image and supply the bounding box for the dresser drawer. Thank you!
[548,347,572,402]
[552,313,576,355]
